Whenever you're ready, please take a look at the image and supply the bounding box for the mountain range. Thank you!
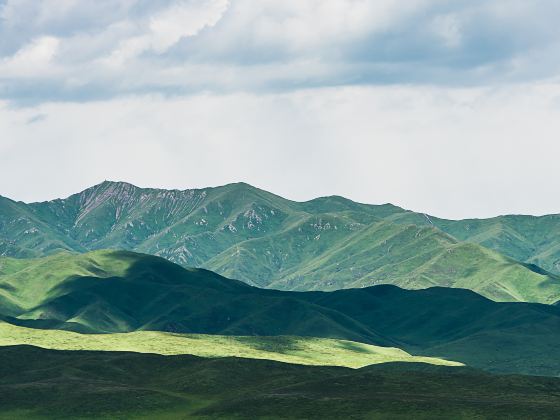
[3,182,560,418]
[1,181,560,303]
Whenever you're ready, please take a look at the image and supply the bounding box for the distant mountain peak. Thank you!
[90,180,140,192]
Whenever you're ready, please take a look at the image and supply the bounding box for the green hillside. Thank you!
[256,222,560,304]
[0,322,459,368]
[388,211,560,275]
[0,250,395,345]
[2,181,560,303]
[1,346,560,419]
[2,250,560,376]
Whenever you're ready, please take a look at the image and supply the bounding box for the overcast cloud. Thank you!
[1,0,560,218]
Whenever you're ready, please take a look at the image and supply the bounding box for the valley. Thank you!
[2,183,560,418]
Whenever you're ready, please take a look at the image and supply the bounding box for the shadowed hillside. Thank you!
[1,346,560,420]
[2,250,560,376]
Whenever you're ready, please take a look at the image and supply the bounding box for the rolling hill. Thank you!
[1,346,560,419]
[2,250,560,376]
[2,181,560,303]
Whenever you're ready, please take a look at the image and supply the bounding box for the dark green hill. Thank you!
[2,181,560,303]
[2,345,560,419]
[0,251,393,345]
[2,250,560,375]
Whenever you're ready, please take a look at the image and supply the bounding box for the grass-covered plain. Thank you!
[1,346,560,419]
[0,322,460,368]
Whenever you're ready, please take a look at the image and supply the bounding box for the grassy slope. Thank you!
[2,250,560,376]
[0,322,459,368]
[0,250,395,346]
[2,181,560,303]
[0,251,133,311]
[1,346,560,419]
[254,221,560,303]
[0,196,86,258]
[389,211,560,275]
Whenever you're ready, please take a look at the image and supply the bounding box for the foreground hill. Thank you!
[2,250,560,375]
[2,181,560,303]
[1,346,560,419]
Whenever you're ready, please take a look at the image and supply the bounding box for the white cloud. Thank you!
[432,14,462,48]
[149,0,229,52]
[1,0,560,218]
[0,36,60,77]
[1,83,560,218]
[104,0,229,66]
[228,0,426,51]
[1,0,560,102]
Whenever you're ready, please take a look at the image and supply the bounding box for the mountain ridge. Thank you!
[2,181,560,303]
[9,179,560,222]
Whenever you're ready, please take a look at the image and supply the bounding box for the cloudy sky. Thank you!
[1,0,560,219]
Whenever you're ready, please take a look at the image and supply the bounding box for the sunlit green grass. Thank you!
[0,250,136,310]
[0,322,461,368]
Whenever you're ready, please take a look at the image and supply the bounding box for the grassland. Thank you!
[0,322,460,368]
[1,346,560,419]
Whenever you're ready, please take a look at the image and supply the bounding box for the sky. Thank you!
[1,0,560,219]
